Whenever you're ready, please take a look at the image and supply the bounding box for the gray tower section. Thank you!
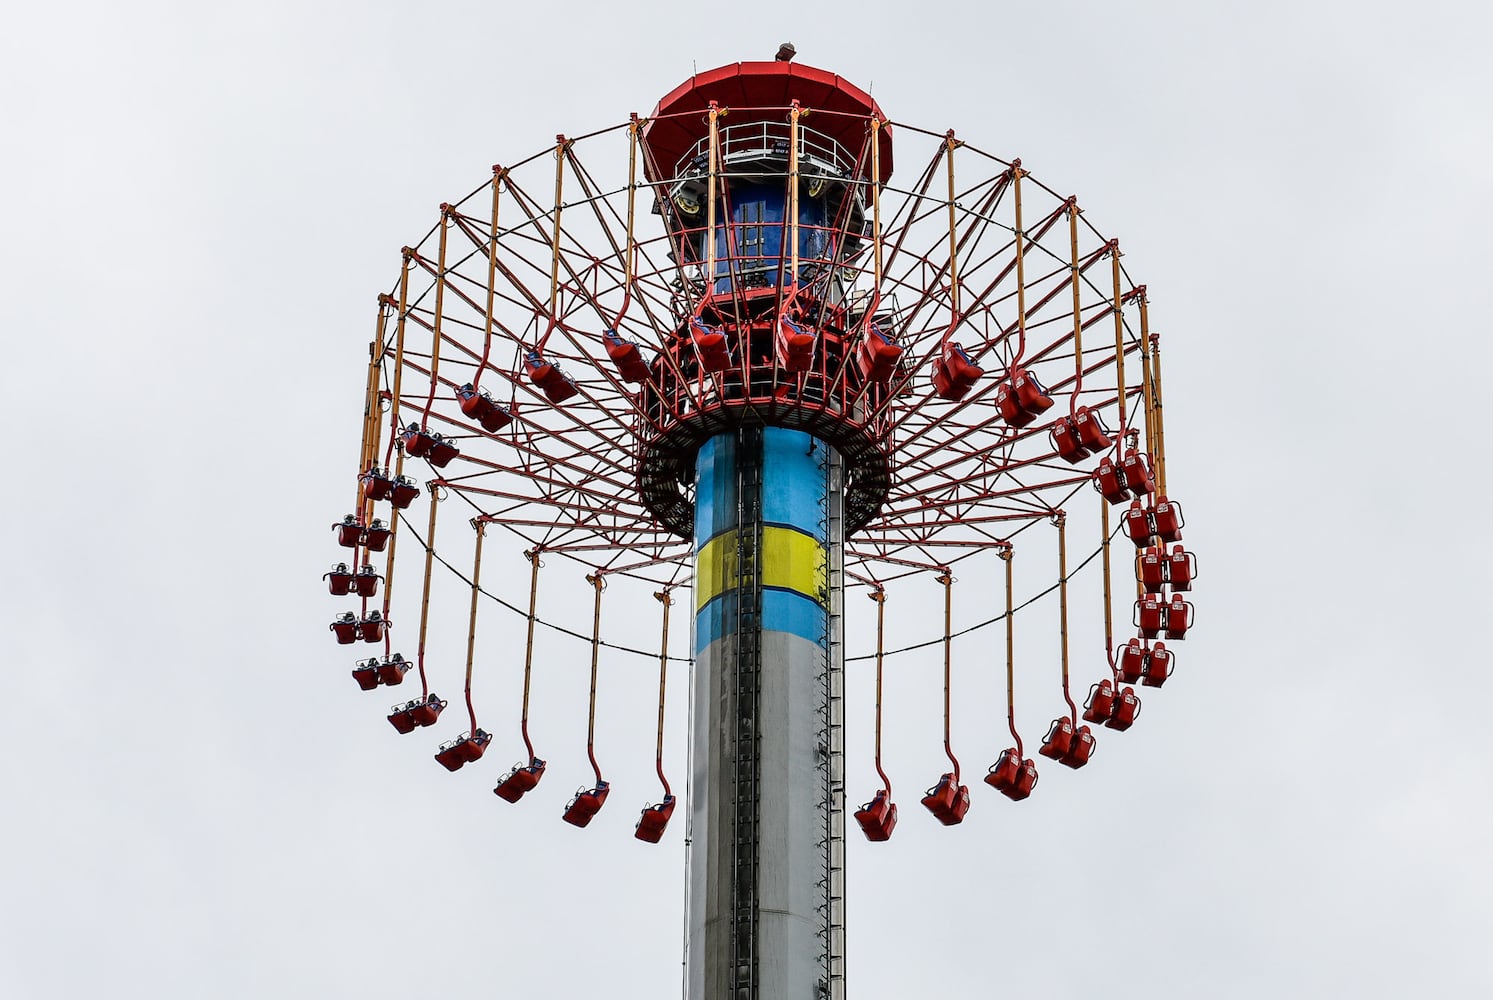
[687,427,846,1000]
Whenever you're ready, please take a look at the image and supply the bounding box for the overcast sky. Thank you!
[3,2,1491,997]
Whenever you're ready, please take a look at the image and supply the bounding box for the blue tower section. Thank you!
[694,427,829,651]
[688,427,843,999]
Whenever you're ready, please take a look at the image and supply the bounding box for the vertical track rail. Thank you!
[1055,512,1078,721]
[1068,200,1085,409]
[653,589,673,797]
[1000,544,1022,755]
[1109,243,1128,439]
[463,518,486,734]
[1146,324,1168,496]
[357,300,390,512]
[1101,498,1116,667]
[944,131,960,337]
[548,136,567,325]
[1012,162,1029,357]
[378,459,404,659]
[731,426,763,1000]
[414,482,442,699]
[818,445,846,999]
[1138,293,1159,473]
[420,208,450,424]
[584,572,605,785]
[936,571,961,781]
[706,105,721,305]
[520,549,541,761]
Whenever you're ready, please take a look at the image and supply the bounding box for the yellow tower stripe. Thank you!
[696,526,827,611]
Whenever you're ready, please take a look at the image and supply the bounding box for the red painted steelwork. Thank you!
[644,61,893,184]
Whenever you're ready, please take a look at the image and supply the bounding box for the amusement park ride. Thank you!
[324,45,1193,999]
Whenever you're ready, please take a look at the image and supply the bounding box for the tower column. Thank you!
[690,426,845,999]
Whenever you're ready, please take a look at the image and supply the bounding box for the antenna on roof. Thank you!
[775,42,797,62]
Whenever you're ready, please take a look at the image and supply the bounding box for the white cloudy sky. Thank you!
[3,1,1491,997]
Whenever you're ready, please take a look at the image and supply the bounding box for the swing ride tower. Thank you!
[686,427,847,998]
[326,48,1195,1000]
[635,63,900,998]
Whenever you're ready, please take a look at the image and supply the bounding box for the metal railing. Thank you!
[672,120,858,180]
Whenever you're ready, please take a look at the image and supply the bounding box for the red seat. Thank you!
[524,351,557,387]
[455,729,492,765]
[1152,496,1184,543]
[945,784,971,825]
[932,342,982,401]
[478,402,512,432]
[1092,458,1129,504]
[456,383,513,432]
[480,407,511,433]
[389,476,420,510]
[1039,717,1075,760]
[984,749,1038,801]
[1116,638,1147,684]
[776,316,816,373]
[360,469,393,502]
[1107,686,1141,731]
[330,613,359,645]
[920,773,970,826]
[995,382,1031,427]
[358,612,386,643]
[998,367,1053,427]
[427,435,459,468]
[856,324,902,382]
[387,700,419,734]
[435,737,468,772]
[1143,643,1174,687]
[1163,597,1192,639]
[325,563,354,596]
[921,774,955,813]
[603,329,651,383]
[1014,369,1054,416]
[375,653,410,686]
[493,757,547,802]
[1123,501,1152,547]
[634,795,677,843]
[363,520,391,552]
[562,781,611,828]
[1121,448,1154,497]
[400,424,434,458]
[1167,546,1196,591]
[457,382,486,418]
[1135,595,1165,639]
[354,566,380,598]
[1082,679,1117,724]
[1073,406,1113,452]
[408,693,446,728]
[433,730,490,771]
[351,659,380,691]
[1059,725,1096,769]
[1138,546,1167,591]
[525,350,580,403]
[334,516,364,549]
[690,320,731,373]
[1050,416,1091,463]
[854,789,897,841]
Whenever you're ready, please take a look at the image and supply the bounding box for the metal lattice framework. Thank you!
[350,112,1167,591]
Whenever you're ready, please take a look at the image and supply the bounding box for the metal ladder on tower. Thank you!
[816,444,847,1000]
[731,427,763,1000]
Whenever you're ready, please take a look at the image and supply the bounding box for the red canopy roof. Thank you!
[644,61,893,185]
